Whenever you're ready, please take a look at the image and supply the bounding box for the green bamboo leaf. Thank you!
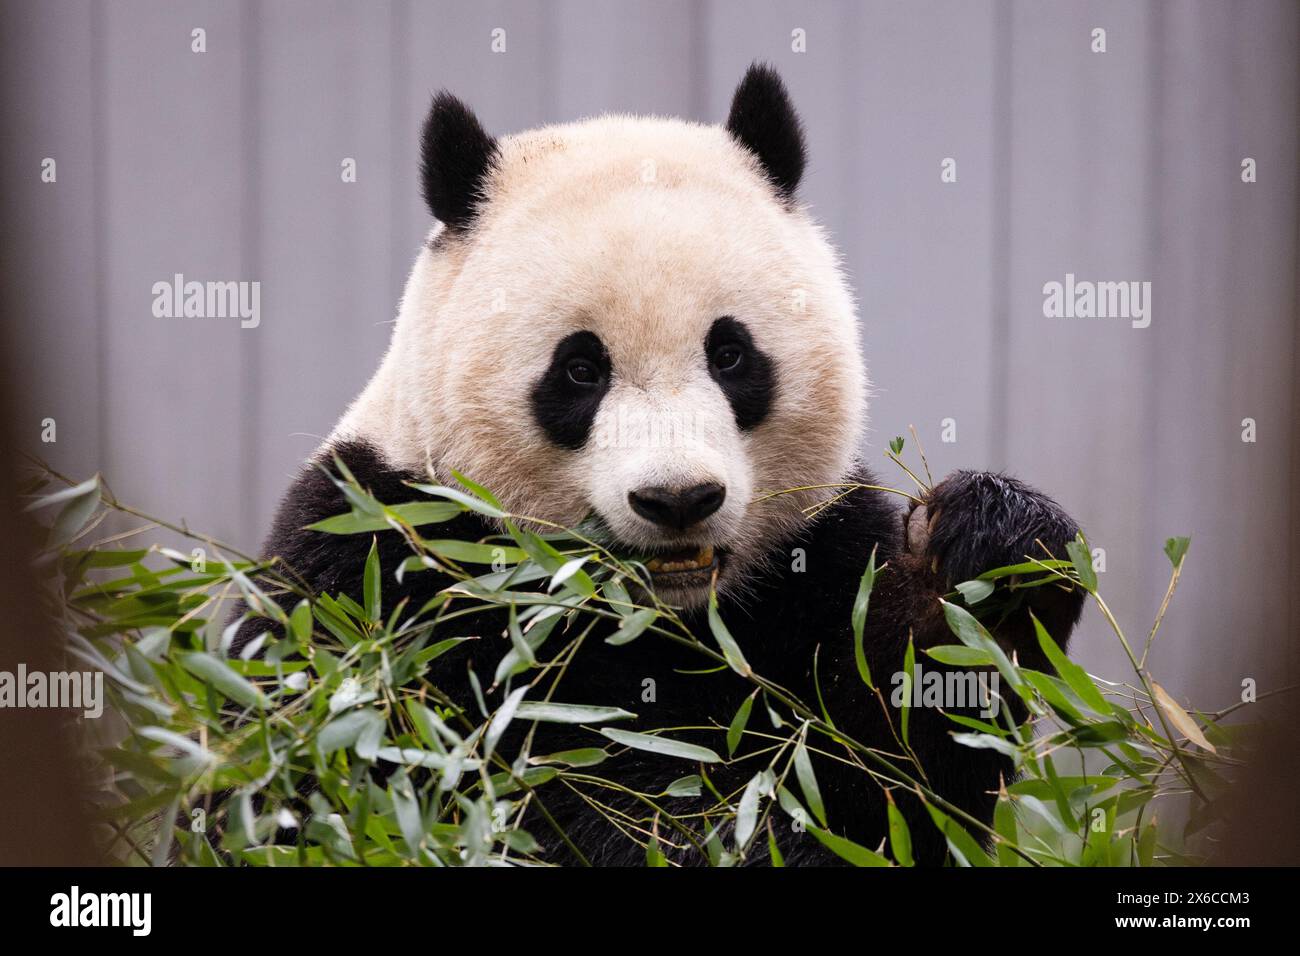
[1041,753,1077,828]
[450,470,503,509]
[646,834,668,867]
[940,599,1027,696]
[362,537,381,621]
[557,562,598,598]
[707,591,750,676]
[924,644,995,667]
[1053,721,1131,746]
[606,608,657,646]
[355,711,385,760]
[1032,613,1108,713]
[404,700,449,753]
[24,475,100,513]
[484,686,528,758]
[46,485,103,550]
[1022,669,1085,724]
[427,540,527,565]
[1065,534,1097,591]
[1137,817,1159,866]
[506,525,566,574]
[993,785,1021,867]
[735,771,766,849]
[955,579,995,605]
[513,702,635,724]
[493,614,557,685]
[951,732,1020,758]
[531,748,608,768]
[793,733,827,827]
[1011,793,1069,837]
[63,547,149,570]
[388,771,425,856]
[600,728,720,763]
[901,635,916,744]
[486,766,557,794]
[664,775,702,797]
[851,545,877,688]
[506,602,534,670]
[178,651,268,710]
[767,823,785,867]
[924,803,992,867]
[317,708,384,755]
[1163,536,1190,568]
[977,558,1074,580]
[603,577,634,616]
[289,599,312,644]
[151,796,181,867]
[726,693,755,757]
[405,483,507,519]
[137,726,213,765]
[306,501,463,534]
[886,792,914,866]
[808,824,890,866]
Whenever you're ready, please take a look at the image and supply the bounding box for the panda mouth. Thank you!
[639,545,726,594]
[580,513,726,592]
[644,544,717,575]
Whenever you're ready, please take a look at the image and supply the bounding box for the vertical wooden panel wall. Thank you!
[4,0,1296,706]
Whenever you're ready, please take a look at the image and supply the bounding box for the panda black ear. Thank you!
[725,63,806,199]
[420,91,498,230]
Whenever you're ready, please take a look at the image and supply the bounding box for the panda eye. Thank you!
[566,358,602,386]
[710,344,744,373]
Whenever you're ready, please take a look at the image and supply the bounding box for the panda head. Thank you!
[336,64,867,607]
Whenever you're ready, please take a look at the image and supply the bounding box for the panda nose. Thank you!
[628,483,726,531]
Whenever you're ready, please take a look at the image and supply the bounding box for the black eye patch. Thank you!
[530,331,612,450]
[706,317,776,430]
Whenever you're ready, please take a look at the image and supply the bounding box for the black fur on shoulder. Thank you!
[420,91,498,230]
[725,62,807,200]
[228,440,495,656]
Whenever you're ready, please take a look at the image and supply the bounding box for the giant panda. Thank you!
[235,64,1085,866]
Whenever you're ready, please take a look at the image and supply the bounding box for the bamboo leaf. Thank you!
[514,702,635,724]
[886,792,914,866]
[726,693,755,757]
[178,652,269,710]
[851,545,878,688]
[808,825,890,867]
[1066,533,1097,591]
[1032,613,1108,713]
[606,608,657,646]
[955,579,995,605]
[707,591,750,676]
[1151,681,1217,753]
[363,537,381,621]
[793,733,827,827]
[600,728,720,763]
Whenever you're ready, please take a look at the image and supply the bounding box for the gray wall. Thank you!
[4,0,1297,708]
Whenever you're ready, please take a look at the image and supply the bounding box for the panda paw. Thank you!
[904,470,1080,591]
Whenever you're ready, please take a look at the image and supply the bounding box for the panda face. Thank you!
[332,66,867,607]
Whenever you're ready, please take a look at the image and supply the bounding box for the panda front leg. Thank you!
[900,470,1086,665]
[838,471,1086,864]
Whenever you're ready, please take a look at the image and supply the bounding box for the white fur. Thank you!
[330,114,868,602]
